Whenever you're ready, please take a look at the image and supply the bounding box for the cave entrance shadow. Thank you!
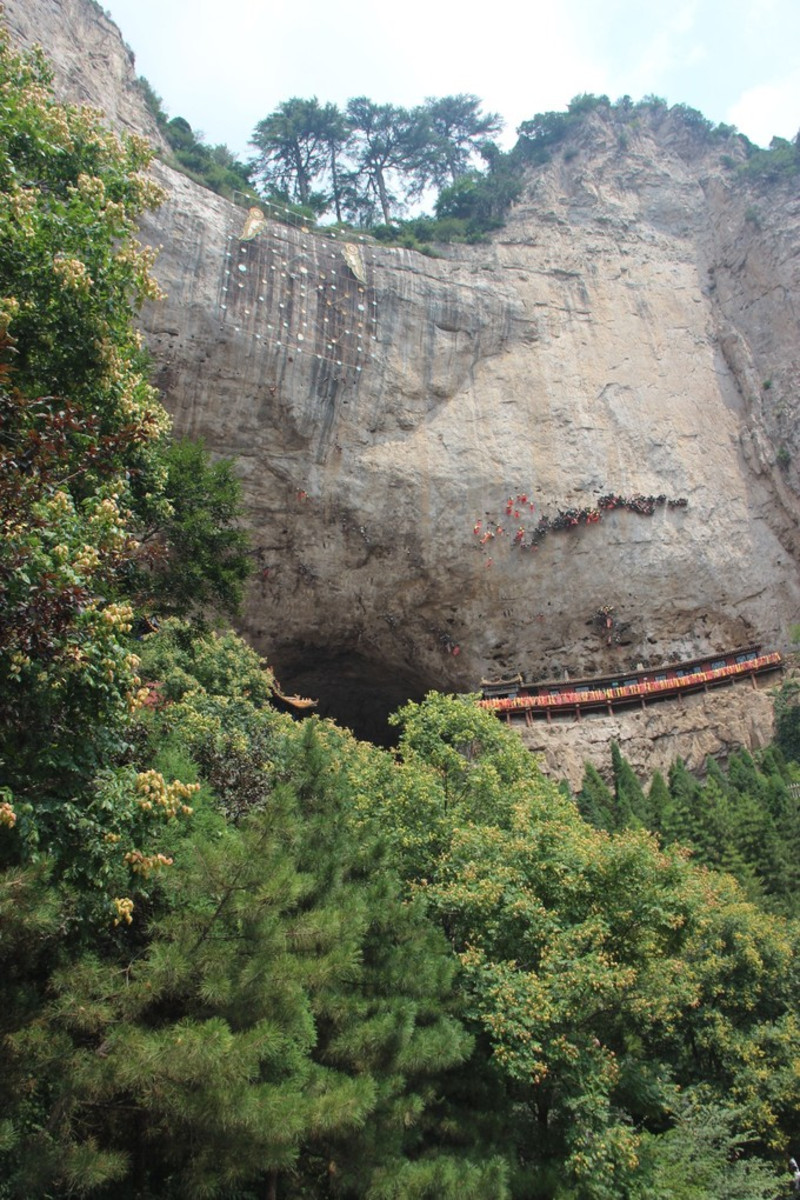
[275,647,437,748]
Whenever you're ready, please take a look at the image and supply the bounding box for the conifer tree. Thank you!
[284,720,507,1198]
[250,97,337,209]
[694,775,759,893]
[662,759,704,846]
[704,754,731,794]
[647,770,672,834]
[611,740,650,827]
[345,98,430,224]
[577,762,617,831]
[421,95,503,187]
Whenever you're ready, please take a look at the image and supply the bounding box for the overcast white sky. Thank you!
[102,0,800,159]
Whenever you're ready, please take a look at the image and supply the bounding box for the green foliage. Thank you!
[647,770,671,826]
[136,73,257,201]
[138,616,273,705]
[0,46,164,409]
[667,103,715,138]
[373,695,800,1196]
[4,622,799,1199]
[1,653,500,1197]
[739,134,800,182]
[136,438,252,618]
[635,1091,779,1199]
[135,73,168,126]
[343,97,431,225]
[611,740,650,826]
[0,425,139,809]
[515,94,609,164]
[579,741,800,919]
[434,151,522,234]
[250,97,344,209]
[575,749,657,834]
[150,97,256,200]
[514,92,738,170]
[576,762,617,831]
[250,94,509,231]
[420,94,503,188]
[0,29,165,821]
[0,31,251,882]
[135,619,280,822]
[775,676,800,763]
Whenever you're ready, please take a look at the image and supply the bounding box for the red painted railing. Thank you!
[478,652,782,715]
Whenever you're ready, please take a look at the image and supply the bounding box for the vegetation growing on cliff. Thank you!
[240,88,770,253]
[737,133,800,181]
[2,26,799,1200]
[136,63,794,252]
[136,74,257,202]
[0,24,250,871]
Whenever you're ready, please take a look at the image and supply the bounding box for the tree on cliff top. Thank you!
[250,96,343,210]
[421,94,503,188]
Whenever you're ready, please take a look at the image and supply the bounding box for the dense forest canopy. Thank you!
[2,22,800,1200]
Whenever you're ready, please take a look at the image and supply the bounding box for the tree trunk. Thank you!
[376,168,391,224]
[293,143,310,206]
[331,151,342,223]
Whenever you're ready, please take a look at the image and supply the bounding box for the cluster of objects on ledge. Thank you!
[473,491,688,561]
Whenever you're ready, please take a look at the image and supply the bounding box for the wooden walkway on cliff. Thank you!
[478,646,783,724]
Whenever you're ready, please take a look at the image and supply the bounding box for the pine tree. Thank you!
[694,775,758,893]
[345,98,430,224]
[611,741,650,827]
[250,97,335,208]
[647,770,672,836]
[421,95,503,187]
[662,759,704,846]
[577,762,617,831]
[286,720,506,1198]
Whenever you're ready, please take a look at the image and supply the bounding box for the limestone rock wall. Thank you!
[4,0,165,147]
[517,678,777,791]
[138,130,800,755]
[7,0,800,768]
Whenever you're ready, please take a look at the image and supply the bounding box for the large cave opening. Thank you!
[276,646,440,746]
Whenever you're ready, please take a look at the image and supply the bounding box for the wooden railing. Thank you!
[478,652,783,715]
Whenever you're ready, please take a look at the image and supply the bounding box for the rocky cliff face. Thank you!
[4,0,165,147]
[512,681,778,791]
[7,0,799,773]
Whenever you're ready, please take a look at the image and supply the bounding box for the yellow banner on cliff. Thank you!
[342,242,366,284]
